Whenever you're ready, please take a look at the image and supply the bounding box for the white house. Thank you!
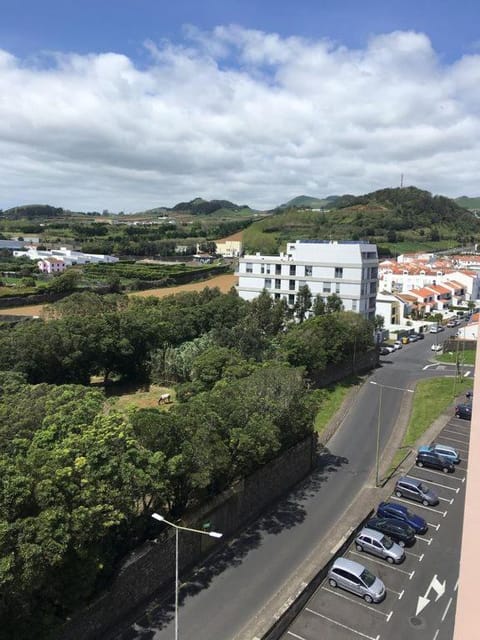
[457,313,480,340]
[236,239,378,320]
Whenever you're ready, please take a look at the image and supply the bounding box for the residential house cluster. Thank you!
[13,247,119,272]
[377,252,480,334]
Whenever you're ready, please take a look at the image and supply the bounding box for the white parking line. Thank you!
[303,609,381,640]
[387,587,403,599]
[433,629,440,640]
[406,474,461,491]
[427,522,440,530]
[443,429,470,438]
[441,435,471,445]
[438,496,454,504]
[414,537,431,548]
[455,577,459,591]
[411,469,464,485]
[349,550,413,575]
[321,587,390,618]
[441,597,453,622]
[287,632,307,640]
[392,497,447,516]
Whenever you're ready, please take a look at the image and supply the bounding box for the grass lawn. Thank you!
[313,376,361,434]
[103,383,176,413]
[436,350,476,366]
[387,376,472,476]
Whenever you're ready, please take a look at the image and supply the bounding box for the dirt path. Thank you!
[0,273,238,317]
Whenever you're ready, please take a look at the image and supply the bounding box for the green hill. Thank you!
[171,198,248,215]
[279,195,339,209]
[243,186,480,256]
[1,204,67,220]
[455,196,480,209]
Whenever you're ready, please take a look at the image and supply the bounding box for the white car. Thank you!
[393,341,403,350]
[431,343,443,352]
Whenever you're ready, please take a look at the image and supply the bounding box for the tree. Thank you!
[374,315,385,331]
[47,269,80,294]
[326,293,344,314]
[294,284,312,322]
[312,294,326,316]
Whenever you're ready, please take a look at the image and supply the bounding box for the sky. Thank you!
[1,0,479,212]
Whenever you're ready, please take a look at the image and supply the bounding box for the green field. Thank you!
[387,376,472,477]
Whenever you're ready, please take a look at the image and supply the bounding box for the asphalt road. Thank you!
[283,411,469,640]
[115,326,469,640]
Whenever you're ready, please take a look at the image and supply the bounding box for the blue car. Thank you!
[376,502,428,534]
[418,444,461,464]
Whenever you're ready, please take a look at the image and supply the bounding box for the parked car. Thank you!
[327,557,386,603]
[431,343,443,352]
[365,517,416,547]
[455,403,472,420]
[416,450,455,473]
[380,344,395,353]
[379,346,390,356]
[376,502,428,534]
[355,527,405,564]
[418,443,460,464]
[394,476,439,506]
[429,325,444,333]
[393,340,403,350]
[412,332,425,340]
[446,319,456,328]
[408,334,420,342]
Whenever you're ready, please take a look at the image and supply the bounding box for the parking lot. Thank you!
[281,413,470,640]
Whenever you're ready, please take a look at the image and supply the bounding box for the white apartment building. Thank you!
[237,240,378,320]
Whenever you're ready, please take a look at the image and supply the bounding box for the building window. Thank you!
[275,264,281,275]
[246,262,253,273]
[305,265,313,276]
[274,293,280,300]
[370,282,377,294]
[335,283,340,294]
[261,264,265,274]
[369,296,376,308]
[290,265,296,276]
[275,279,281,289]
[352,300,357,311]
[323,282,331,293]
[265,278,272,289]
[288,294,295,305]
[335,267,343,278]
[289,280,296,291]
[266,264,271,274]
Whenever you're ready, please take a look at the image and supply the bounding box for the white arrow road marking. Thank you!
[416,574,446,615]
[423,363,438,370]
[464,371,471,377]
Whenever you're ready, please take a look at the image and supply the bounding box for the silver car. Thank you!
[355,527,405,564]
[327,557,386,603]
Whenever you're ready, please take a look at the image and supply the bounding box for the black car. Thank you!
[365,517,416,547]
[455,403,472,420]
[412,332,425,340]
[416,451,455,473]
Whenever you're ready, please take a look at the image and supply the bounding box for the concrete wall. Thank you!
[57,435,316,640]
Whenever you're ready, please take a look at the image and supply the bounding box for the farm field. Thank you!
[0,273,238,317]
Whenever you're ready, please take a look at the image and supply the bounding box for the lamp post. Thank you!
[369,381,415,487]
[151,513,222,640]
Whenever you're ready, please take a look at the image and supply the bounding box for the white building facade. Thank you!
[13,247,118,266]
[237,240,378,320]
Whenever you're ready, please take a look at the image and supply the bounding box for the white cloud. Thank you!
[0,27,480,212]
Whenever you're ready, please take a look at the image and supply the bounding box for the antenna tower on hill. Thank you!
[400,173,404,188]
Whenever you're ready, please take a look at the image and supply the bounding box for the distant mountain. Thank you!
[279,195,339,209]
[171,198,248,215]
[455,196,480,209]
[1,204,67,219]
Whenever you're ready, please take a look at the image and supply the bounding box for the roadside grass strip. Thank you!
[302,609,381,640]
[392,496,447,517]
[349,551,413,576]
[320,587,392,619]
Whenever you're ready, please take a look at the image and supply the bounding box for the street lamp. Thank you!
[151,513,222,640]
[369,381,415,487]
